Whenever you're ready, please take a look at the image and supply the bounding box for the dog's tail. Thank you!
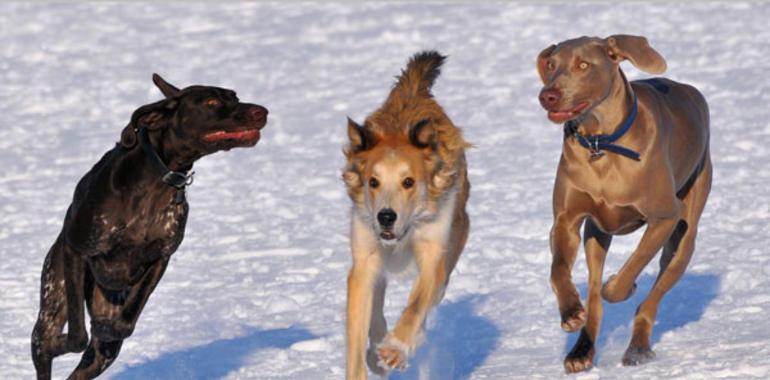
[390,50,446,100]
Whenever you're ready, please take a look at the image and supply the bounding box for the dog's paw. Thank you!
[564,350,594,373]
[622,345,655,366]
[601,274,637,303]
[367,347,389,376]
[90,318,134,341]
[560,305,586,333]
[376,336,410,372]
[564,330,595,374]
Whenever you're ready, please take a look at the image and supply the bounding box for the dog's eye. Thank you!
[369,177,380,188]
[402,177,414,189]
[547,61,555,71]
[578,61,590,70]
[205,99,222,108]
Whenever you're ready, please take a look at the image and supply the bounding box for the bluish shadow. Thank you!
[391,294,500,380]
[111,325,317,380]
[563,273,720,361]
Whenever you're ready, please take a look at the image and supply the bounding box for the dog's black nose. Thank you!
[377,208,397,228]
[539,88,562,108]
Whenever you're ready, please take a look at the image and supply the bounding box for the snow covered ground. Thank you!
[1,2,769,379]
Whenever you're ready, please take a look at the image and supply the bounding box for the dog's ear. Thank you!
[135,100,178,131]
[120,123,137,148]
[536,44,557,82]
[120,99,179,148]
[347,117,377,152]
[605,35,667,74]
[137,111,168,131]
[152,73,181,98]
[409,118,436,149]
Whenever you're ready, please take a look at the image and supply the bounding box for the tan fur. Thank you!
[343,51,470,380]
[538,35,711,373]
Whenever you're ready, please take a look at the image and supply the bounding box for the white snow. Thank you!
[1,2,770,380]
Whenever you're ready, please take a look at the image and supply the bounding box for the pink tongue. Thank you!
[203,129,258,142]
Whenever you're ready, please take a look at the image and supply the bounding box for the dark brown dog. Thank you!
[537,35,711,372]
[31,74,267,380]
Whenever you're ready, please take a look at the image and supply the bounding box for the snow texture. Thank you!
[1,2,769,379]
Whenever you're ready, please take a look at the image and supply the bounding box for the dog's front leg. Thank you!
[377,240,445,371]
[346,220,382,380]
[90,258,169,342]
[550,210,586,332]
[62,246,89,352]
[564,218,612,373]
[601,200,682,303]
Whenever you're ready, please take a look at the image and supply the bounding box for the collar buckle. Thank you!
[139,128,195,198]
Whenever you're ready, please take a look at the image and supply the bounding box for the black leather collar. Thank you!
[138,128,193,203]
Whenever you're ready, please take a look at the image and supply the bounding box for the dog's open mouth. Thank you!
[379,226,409,242]
[202,128,260,144]
[547,101,589,123]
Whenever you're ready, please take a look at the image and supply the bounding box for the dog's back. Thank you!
[633,77,709,188]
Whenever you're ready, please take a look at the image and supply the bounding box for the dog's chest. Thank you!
[566,159,640,203]
[587,200,645,234]
[94,198,189,258]
[381,242,417,275]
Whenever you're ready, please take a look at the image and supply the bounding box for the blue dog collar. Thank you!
[564,94,640,161]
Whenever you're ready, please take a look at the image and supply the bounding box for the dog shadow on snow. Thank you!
[390,294,501,380]
[564,272,720,362]
[111,325,316,380]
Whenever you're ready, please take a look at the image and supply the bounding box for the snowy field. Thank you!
[1,2,770,379]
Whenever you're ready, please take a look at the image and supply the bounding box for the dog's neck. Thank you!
[118,129,198,200]
[144,129,198,173]
[578,69,635,136]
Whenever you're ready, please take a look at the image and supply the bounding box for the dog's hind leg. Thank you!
[564,218,612,373]
[365,276,388,376]
[67,336,123,380]
[623,155,712,366]
[31,236,88,380]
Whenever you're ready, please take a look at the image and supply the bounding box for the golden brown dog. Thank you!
[537,35,711,373]
[342,51,470,379]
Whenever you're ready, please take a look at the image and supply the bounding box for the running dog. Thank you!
[537,35,711,372]
[31,74,267,379]
[343,51,470,379]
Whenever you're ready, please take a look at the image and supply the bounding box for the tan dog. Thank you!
[537,35,711,373]
[343,51,470,379]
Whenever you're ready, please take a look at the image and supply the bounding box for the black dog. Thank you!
[31,74,267,380]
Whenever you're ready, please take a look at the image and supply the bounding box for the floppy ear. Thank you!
[152,73,181,98]
[409,118,436,149]
[605,35,667,74]
[120,99,178,148]
[120,123,137,148]
[347,117,377,152]
[536,44,556,82]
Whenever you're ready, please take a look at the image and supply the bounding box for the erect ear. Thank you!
[605,35,667,74]
[409,118,436,149]
[152,73,181,98]
[536,44,557,83]
[347,117,377,152]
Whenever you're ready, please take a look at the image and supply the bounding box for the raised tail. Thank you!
[390,50,446,99]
